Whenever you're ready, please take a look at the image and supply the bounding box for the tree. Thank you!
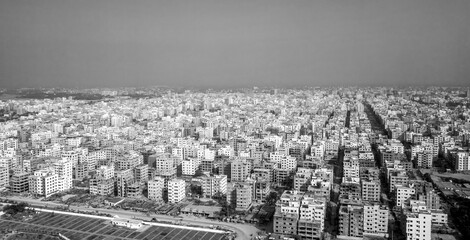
[265,192,279,206]
[2,202,28,215]
[190,184,203,196]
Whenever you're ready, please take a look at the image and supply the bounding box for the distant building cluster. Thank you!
[0,86,469,240]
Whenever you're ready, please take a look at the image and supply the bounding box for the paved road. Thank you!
[0,196,259,240]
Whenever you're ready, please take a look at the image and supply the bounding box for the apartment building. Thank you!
[168,178,185,203]
[96,165,115,179]
[29,169,59,197]
[404,211,432,240]
[0,165,8,188]
[231,158,251,182]
[338,204,364,237]
[396,184,416,208]
[362,179,381,202]
[201,174,227,198]
[133,164,148,184]
[89,178,114,195]
[148,176,165,202]
[234,182,253,211]
[10,172,29,193]
[363,203,389,237]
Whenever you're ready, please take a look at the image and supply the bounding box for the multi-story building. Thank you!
[29,169,59,197]
[234,182,253,211]
[126,182,141,198]
[10,172,30,193]
[338,204,364,237]
[298,193,326,240]
[416,152,433,169]
[454,151,470,171]
[294,168,313,191]
[115,169,134,197]
[274,190,303,236]
[89,178,114,195]
[426,189,441,210]
[253,180,270,203]
[340,177,361,199]
[403,211,432,240]
[182,158,199,176]
[201,174,227,198]
[148,176,165,202]
[96,165,115,179]
[363,203,389,237]
[361,179,381,202]
[396,184,416,208]
[168,178,185,203]
[230,158,251,182]
[0,165,9,188]
[134,164,148,184]
[274,209,299,236]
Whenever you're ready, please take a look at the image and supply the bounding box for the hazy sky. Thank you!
[1,0,469,89]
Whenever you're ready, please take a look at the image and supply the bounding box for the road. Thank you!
[0,196,260,240]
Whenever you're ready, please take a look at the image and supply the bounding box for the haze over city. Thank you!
[1,0,470,89]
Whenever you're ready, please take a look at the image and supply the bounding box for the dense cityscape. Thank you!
[0,86,469,240]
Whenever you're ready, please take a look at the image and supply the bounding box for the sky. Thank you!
[0,0,469,89]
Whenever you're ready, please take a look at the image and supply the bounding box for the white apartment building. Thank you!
[51,158,73,191]
[299,194,326,230]
[172,147,184,160]
[363,203,388,237]
[0,165,9,188]
[201,174,227,198]
[455,152,470,171]
[344,166,360,178]
[29,169,59,197]
[231,159,251,182]
[396,185,416,208]
[310,142,325,159]
[280,156,297,171]
[151,154,176,171]
[168,178,185,203]
[405,211,431,240]
[97,165,115,179]
[148,176,165,202]
[362,179,381,202]
[182,158,199,176]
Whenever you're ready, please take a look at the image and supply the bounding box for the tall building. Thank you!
[201,174,227,198]
[298,193,326,240]
[231,158,251,182]
[363,203,389,237]
[29,169,59,197]
[115,169,134,197]
[96,165,114,179]
[168,178,185,203]
[134,164,148,184]
[396,184,416,208]
[0,165,9,189]
[361,179,381,202]
[234,182,253,211]
[426,189,441,210]
[338,204,364,237]
[89,178,114,195]
[273,190,327,239]
[404,211,432,240]
[182,158,199,176]
[10,172,30,193]
[148,176,165,202]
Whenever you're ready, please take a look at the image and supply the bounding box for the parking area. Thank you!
[0,212,227,240]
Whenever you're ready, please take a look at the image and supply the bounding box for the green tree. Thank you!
[265,192,279,206]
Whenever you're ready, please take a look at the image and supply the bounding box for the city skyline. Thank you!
[1,0,470,89]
